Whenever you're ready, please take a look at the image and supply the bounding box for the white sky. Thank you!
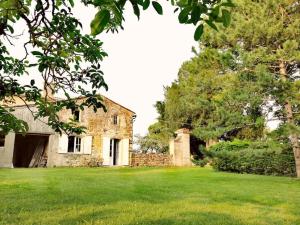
[7,2,196,135]
[74,2,196,135]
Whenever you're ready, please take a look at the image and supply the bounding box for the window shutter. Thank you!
[102,137,111,165]
[120,138,129,165]
[83,136,92,154]
[58,134,68,153]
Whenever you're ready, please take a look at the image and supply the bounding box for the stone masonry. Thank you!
[130,153,172,167]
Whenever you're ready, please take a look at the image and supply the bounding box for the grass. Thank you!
[0,167,299,225]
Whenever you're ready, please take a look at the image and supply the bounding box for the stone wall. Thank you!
[130,153,172,167]
[49,148,103,167]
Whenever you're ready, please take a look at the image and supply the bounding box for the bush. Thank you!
[192,158,210,167]
[208,139,251,153]
[209,140,296,177]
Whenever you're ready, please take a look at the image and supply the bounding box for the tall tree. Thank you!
[200,0,300,176]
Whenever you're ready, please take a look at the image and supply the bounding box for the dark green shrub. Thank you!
[210,140,296,177]
[208,139,251,153]
[192,157,210,167]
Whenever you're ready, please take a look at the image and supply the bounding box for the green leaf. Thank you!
[205,20,218,31]
[7,24,14,34]
[178,7,191,24]
[68,0,74,7]
[152,1,163,15]
[132,4,140,19]
[210,5,220,19]
[143,0,150,10]
[222,9,231,27]
[118,0,127,8]
[90,9,111,36]
[35,1,42,11]
[190,6,201,25]
[38,64,44,72]
[31,51,43,57]
[137,0,144,5]
[177,0,188,7]
[56,0,62,7]
[194,24,204,41]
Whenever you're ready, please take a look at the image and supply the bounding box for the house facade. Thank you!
[0,96,135,168]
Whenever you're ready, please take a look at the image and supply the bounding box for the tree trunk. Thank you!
[279,61,300,177]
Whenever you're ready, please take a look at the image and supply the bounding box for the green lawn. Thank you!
[0,167,299,225]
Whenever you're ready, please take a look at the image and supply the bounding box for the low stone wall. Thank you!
[130,153,172,167]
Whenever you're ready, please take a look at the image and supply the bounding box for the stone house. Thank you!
[0,96,135,168]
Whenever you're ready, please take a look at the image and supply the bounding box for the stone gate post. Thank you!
[169,128,192,166]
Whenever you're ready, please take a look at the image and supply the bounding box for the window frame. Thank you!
[72,108,81,122]
[67,136,82,153]
[113,114,118,125]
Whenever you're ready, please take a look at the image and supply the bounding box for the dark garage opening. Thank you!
[13,134,49,168]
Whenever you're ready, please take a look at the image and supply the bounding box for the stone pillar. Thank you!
[0,132,16,168]
[169,128,192,166]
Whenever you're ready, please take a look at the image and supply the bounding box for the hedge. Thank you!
[208,140,296,177]
[208,139,251,152]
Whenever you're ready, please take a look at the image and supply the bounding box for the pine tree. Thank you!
[201,0,300,177]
